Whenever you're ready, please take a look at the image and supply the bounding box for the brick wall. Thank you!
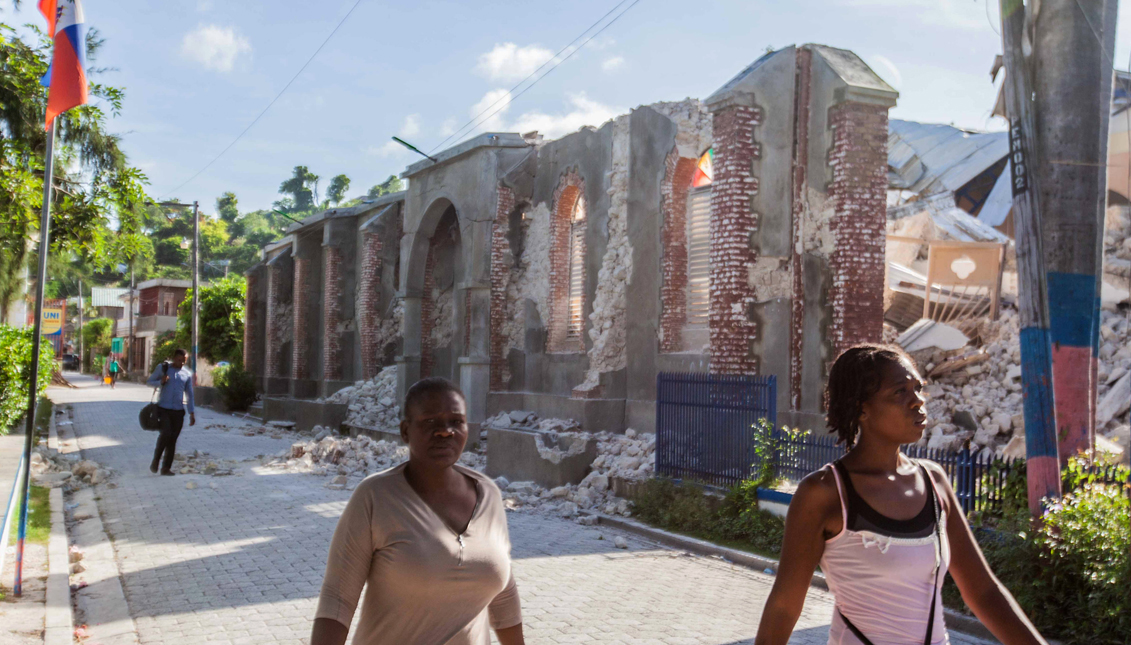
[659,151,698,353]
[266,262,284,378]
[291,257,312,380]
[708,104,762,374]
[489,184,516,391]
[244,272,260,377]
[420,242,437,377]
[789,49,813,410]
[358,231,384,379]
[547,170,586,354]
[827,101,888,354]
[322,245,343,382]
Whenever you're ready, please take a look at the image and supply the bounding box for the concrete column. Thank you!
[397,293,423,407]
[460,283,492,425]
[291,232,323,399]
[322,244,343,383]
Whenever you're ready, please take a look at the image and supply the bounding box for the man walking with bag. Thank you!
[146,348,195,475]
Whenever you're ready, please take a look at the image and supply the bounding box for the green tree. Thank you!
[366,175,403,199]
[216,192,239,224]
[174,276,245,364]
[327,174,350,206]
[278,166,320,212]
[0,24,152,322]
[80,317,114,371]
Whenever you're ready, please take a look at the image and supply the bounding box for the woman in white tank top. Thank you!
[754,345,1047,645]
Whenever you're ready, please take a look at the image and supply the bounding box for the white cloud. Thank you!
[602,56,625,73]
[440,118,458,136]
[196,0,213,10]
[467,90,621,140]
[476,43,554,82]
[841,0,985,30]
[399,114,421,137]
[470,88,513,132]
[180,24,251,73]
[870,54,902,88]
[367,141,405,158]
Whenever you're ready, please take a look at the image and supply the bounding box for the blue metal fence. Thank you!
[655,372,776,487]
[655,371,1129,516]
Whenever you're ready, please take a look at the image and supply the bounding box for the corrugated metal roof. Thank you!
[888,120,1008,195]
[89,287,129,308]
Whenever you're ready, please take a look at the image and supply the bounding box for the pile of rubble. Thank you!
[908,306,1131,461]
[322,366,400,430]
[263,425,486,489]
[30,446,112,490]
[170,450,239,476]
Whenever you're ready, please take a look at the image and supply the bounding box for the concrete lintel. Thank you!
[404,132,530,178]
[706,91,758,112]
[397,290,424,300]
[836,86,899,108]
[457,357,491,366]
[456,281,492,291]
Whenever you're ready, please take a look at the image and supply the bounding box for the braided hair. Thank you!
[825,344,917,447]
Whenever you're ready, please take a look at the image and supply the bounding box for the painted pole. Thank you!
[14,121,56,595]
[77,277,83,373]
[999,0,1060,516]
[1032,0,1118,463]
[192,201,199,382]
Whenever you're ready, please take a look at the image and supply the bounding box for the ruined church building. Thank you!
[242,44,898,433]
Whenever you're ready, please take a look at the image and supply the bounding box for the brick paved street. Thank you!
[49,376,991,645]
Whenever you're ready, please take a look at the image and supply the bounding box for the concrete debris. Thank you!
[614,536,628,549]
[322,365,400,430]
[897,319,969,353]
[30,446,112,491]
[172,450,238,477]
[912,306,1131,457]
[483,411,581,435]
[264,430,486,482]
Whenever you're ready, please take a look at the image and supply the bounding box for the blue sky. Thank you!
[6,0,1131,213]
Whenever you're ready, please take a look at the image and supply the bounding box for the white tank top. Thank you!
[819,461,951,645]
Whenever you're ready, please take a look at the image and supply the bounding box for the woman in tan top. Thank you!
[311,378,525,645]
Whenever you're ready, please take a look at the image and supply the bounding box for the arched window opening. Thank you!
[686,149,713,328]
[566,196,587,344]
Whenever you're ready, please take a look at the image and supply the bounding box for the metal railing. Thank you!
[655,371,1129,516]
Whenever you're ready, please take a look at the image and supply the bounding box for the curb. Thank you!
[45,487,72,645]
[588,513,1000,644]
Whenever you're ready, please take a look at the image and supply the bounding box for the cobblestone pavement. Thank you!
[50,377,992,645]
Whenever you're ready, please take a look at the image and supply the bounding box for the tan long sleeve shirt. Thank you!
[315,463,522,644]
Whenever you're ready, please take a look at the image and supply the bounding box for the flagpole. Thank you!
[14,120,56,596]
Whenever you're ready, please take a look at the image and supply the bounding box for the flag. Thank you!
[38,0,88,129]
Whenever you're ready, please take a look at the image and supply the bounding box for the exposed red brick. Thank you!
[709,104,762,375]
[827,101,888,355]
[489,184,516,391]
[659,151,699,353]
[547,169,586,354]
[322,245,343,382]
[292,256,313,380]
[789,48,812,411]
[358,231,384,379]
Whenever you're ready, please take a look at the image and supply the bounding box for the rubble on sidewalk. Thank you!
[321,366,400,431]
[172,450,239,476]
[30,446,113,490]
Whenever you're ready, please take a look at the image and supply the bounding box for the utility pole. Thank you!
[1032,0,1118,462]
[999,0,1060,516]
[192,201,199,382]
[77,278,82,374]
[128,265,134,373]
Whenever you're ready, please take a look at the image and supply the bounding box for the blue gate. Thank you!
[655,372,777,487]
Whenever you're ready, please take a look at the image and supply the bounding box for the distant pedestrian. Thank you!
[311,377,525,645]
[754,344,1047,645]
[146,348,195,476]
[108,355,120,389]
[100,354,109,386]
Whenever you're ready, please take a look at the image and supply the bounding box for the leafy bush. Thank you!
[631,477,787,558]
[81,317,114,372]
[175,276,245,364]
[214,364,257,412]
[149,331,178,373]
[0,325,56,435]
[946,459,1130,645]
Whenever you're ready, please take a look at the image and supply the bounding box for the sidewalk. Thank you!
[49,376,996,645]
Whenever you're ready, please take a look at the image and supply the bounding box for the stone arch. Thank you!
[547,169,587,354]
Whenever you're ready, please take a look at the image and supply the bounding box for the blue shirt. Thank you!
[147,363,195,414]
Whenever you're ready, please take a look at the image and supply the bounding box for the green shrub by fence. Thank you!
[0,325,56,435]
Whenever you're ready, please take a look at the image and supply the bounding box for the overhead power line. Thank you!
[159,0,365,199]
[428,0,643,154]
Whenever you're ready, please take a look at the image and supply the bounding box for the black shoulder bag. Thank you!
[836,463,944,645]
[138,363,170,431]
